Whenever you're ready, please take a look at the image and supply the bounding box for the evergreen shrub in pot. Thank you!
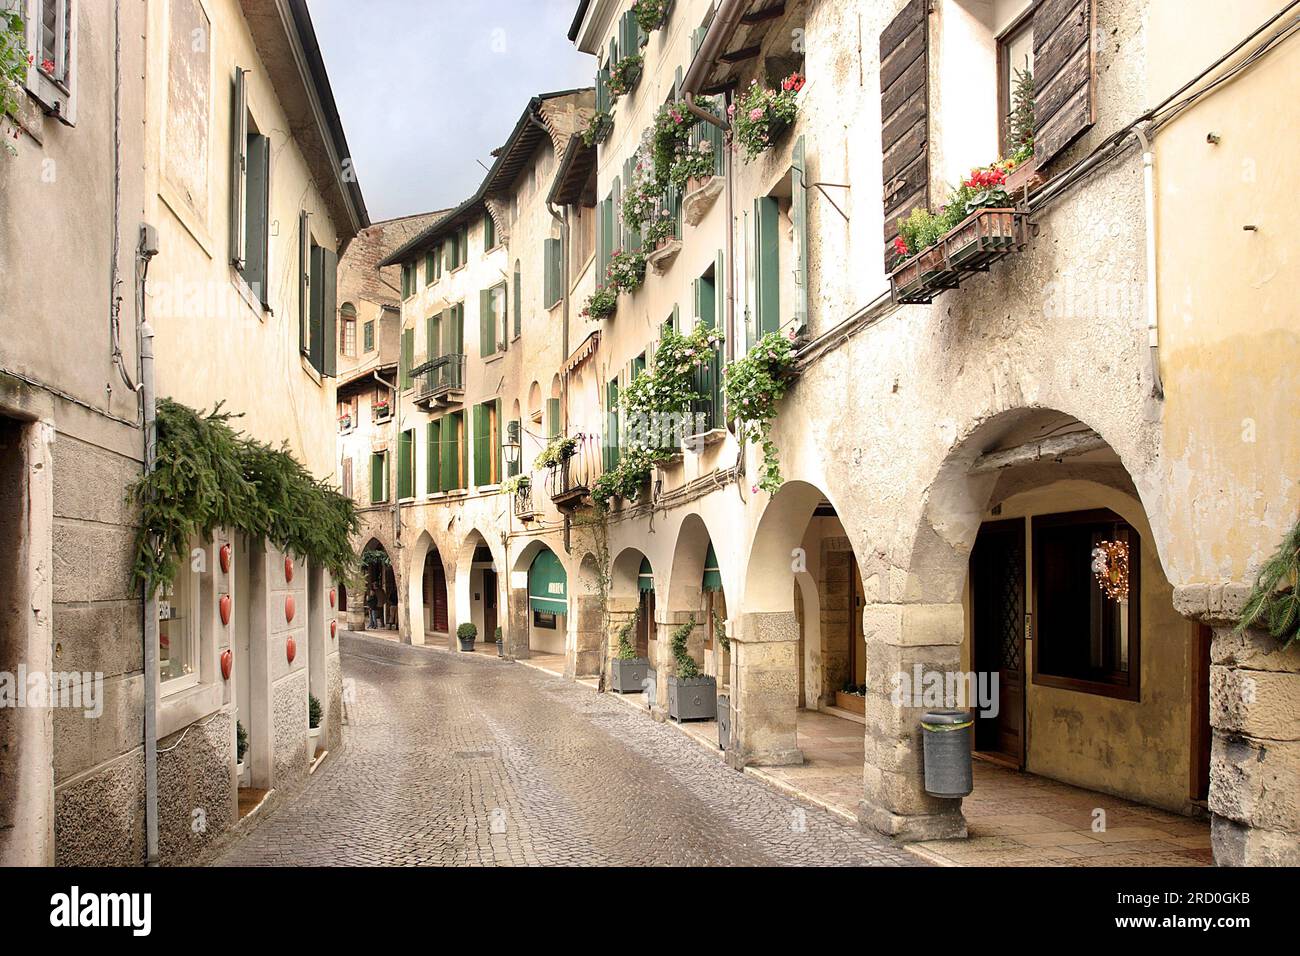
[666,615,716,722]
[457,622,477,652]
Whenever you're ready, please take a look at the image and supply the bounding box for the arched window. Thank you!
[340,302,358,356]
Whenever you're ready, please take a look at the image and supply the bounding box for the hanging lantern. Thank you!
[285,556,294,583]
[285,594,296,623]
[219,593,232,626]
[1091,539,1130,603]
[286,635,297,664]
[220,648,233,681]
[219,543,232,574]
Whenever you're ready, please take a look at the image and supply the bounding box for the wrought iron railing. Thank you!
[513,482,536,518]
[546,433,599,505]
[415,353,466,401]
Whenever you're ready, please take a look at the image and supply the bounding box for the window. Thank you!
[397,429,415,499]
[19,0,77,123]
[230,69,271,303]
[372,387,391,421]
[370,451,388,504]
[424,251,436,286]
[571,205,595,281]
[479,283,506,357]
[363,319,375,352]
[341,458,353,499]
[158,557,200,694]
[534,610,557,629]
[546,397,561,440]
[543,237,562,308]
[337,394,357,431]
[340,303,357,357]
[299,212,338,377]
[445,225,469,271]
[473,400,502,487]
[997,9,1035,156]
[1033,509,1141,701]
[484,212,497,250]
[401,262,414,298]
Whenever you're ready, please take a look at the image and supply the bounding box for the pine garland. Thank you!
[1238,519,1300,647]
[129,399,358,590]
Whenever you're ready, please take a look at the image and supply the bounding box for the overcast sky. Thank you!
[310,0,594,222]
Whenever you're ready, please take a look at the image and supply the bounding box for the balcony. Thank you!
[546,434,598,513]
[889,207,1032,305]
[513,482,537,523]
[412,354,466,409]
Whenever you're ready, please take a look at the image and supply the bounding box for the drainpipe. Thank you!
[1133,124,1163,400]
[140,318,159,867]
[371,369,399,547]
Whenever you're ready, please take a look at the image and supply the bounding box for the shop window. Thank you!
[159,557,200,694]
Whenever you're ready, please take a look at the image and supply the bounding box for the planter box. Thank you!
[834,690,866,715]
[888,207,1030,305]
[1004,155,1043,197]
[668,675,717,722]
[610,657,650,693]
[308,726,322,758]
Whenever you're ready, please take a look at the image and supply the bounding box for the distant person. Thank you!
[366,585,380,630]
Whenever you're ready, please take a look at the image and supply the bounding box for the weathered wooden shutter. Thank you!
[397,430,413,499]
[400,328,413,388]
[439,415,455,491]
[309,245,325,372]
[424,252,434,284]
[244,134,270,300]
[427,420,441,494]
[479,289,494,357]
[1033,0,1097,168]
[484,212,496,250]
[546,398,561,439]
[320,246,338,377]
[544,238,561,307]
[493,399,503,483]
[596,63,610,114]
[605,379,620,471]
[472,404,489,486]
[229,68,248,269]
[754,196,780,337]
[791,135,809,333]
[298,211,311,355]
[513,264,522,338]
[370,452,385,503]
[460,227,469,266]
[880,0,930,269]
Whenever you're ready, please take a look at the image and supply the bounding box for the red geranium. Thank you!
[781,72,805,93]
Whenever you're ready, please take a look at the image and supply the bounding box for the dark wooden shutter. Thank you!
[880,0,930,269]
[370,452,385,503]
[754,196,780,338]
[298,211,311,355]
[512,264,521,338]
[309,245,325,372]
[320,246,338,377]
[397,429,413,499]
[791,135,809,333]
[546,398,561,439]
[1033,0,1097,168]
[479,289,493,357]
[229,68,248,269]
[426,420,441,493]
[243,134,271,301]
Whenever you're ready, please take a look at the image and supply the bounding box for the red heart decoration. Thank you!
[219,543,232,574]
[220,648,233,681]
[286,635,297,664]
[285,594,296,623]
[329,588,336,608]
[219,593,232,626]
[330,620,337,639]
[284,557,294,583]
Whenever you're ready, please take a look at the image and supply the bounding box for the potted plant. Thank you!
[633,0,669,32]
[671,136,718,193]
[581,109,613,148]
[729,72,802,162]
[457,622,477,652]
[372,399,391,420]
[666,615,717,722]
[645,209,676,250]
[307,693,322,757]
[835,681,867,716]
[236,720,250,786]
[580,285,618,321]
[605,248,646,294]
[609,617,650,693]
[338,413,352,431]
[608,53,642,98]
[495,625,504,658]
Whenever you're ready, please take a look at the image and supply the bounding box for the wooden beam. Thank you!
[741,4,786,25]
[720,44,762,64]
[969,429,1109,474]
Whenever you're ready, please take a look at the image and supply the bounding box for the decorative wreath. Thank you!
[1091,539,1130,603]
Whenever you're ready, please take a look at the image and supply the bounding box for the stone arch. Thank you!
[508,540,570,662]
[860,405,1192,844]
[451,527,505,651]
[405,531,449,647]
[665,512,734,700]
[359,536,397,633]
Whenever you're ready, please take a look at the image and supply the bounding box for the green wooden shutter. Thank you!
[244,134,270,300]
[479,289,494,357]
[543,238,561,308]
[546,398,561,440]
[400,328,414,388]
[513,265,522,338]
[426,420,441,493]
[493,399,503,483]
[229,68,248,269]
[309,245,325,373]
[370,452,385,503]
[605,378,620,471]
[320,246,338,377]
[440,415,456,491]
[473,404,489,486]
[755,196,781,338]
[424,251,434,285]
[791,136,809,333]
[298,211,311,356]
[398,430,413,499]
[484,213,496,250]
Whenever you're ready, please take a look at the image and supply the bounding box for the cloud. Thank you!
[309,0,594,221]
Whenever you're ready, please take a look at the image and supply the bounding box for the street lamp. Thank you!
[503,420,521,469]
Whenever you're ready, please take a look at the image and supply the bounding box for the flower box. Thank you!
[834,690,866,716]
[610,657,650,693]
[1004,155,1043,197]
[888,207,1030,305]
[668,675,717,722]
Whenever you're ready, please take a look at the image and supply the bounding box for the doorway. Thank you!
[971,518,1026,766]
[482,569,498,644]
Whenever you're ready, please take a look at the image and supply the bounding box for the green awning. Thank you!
[702,542,722,592]
[638,556,655,592]
[528,549,568,612]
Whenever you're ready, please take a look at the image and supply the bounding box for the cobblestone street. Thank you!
[216,633,920,867]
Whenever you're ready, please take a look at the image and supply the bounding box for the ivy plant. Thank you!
[1,9,29,156]
[615,616,639,660]
[670,614,700,679]
[723,331,795,495]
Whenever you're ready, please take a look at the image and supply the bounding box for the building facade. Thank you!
[369,0,1300,867]
[1,0,364,865]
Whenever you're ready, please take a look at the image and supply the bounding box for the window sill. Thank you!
[483,351,505,365]
[157,681,223,740]
[300,355,324,387]
[231,269,269,320]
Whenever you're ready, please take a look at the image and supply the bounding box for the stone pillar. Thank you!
[506,585,530,660]
[254,545,310,789]
[726,611,803,767]
[858,602,967,842]
[568,588,603,679]
[604,597,638,682]
[1208,624,1300,865]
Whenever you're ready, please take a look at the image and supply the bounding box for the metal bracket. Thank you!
[793,163,851,222]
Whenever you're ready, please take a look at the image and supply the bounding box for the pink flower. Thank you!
[749,107,764,121]
[727,103,736,118]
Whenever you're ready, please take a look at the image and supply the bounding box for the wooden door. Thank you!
[636,589,654,658]
[1191,623,1212,801]
[482,569,498,643]
[971,518,1026,765]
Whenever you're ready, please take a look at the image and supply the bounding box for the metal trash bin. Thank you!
[921,709,974,797]
[717,694,730,751]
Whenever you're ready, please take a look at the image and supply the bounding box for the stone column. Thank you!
[604,597,638,682]
[858,602,967,842]
[568,588,603,679]
[506,584,530,660]
[726,611,803,767]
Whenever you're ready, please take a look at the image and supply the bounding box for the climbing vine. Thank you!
[129,399,358,590]
[1238,518,1300,647]
[670,614,700,679]
[1,10,29,156]
[722,331,795,495]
